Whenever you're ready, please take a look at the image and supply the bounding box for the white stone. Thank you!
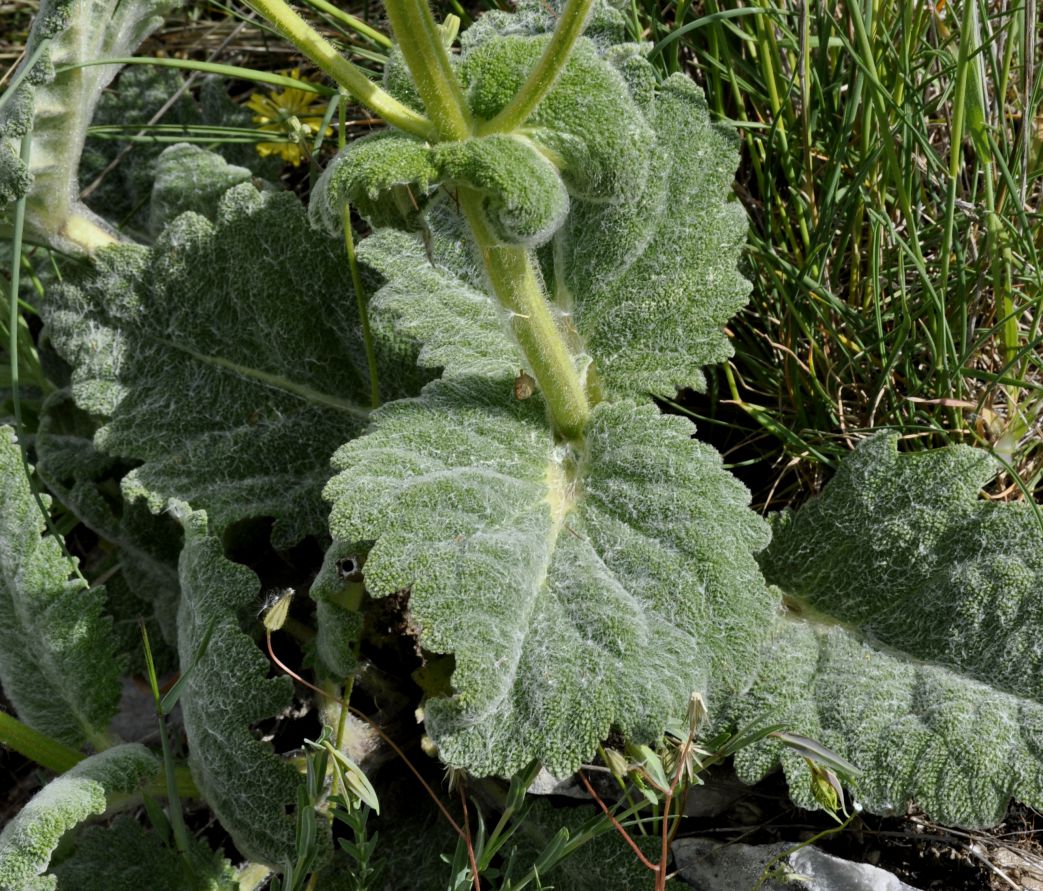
[673,838,923,891]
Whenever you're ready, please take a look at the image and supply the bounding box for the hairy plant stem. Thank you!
[461,189,590,439]
[383,0,473,140]
[381,0,591,438]
[478,0,594,134]
[245,0,434,139]
[235,0,593,438]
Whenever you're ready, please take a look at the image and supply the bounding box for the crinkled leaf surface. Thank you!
[459,34,653,202]
[174,504,304,865]
[357,222,518,381]
[324,376,774,776]
[44,183,421,546]
[36,389,183,649]
[0,426,121,747]
[727,434,1043,826]
[549,73,749,398]
[51,815,235,891]
[147,143,254,235]
[0,744,157,891]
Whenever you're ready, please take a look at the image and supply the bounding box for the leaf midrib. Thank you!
[155,336,371,419]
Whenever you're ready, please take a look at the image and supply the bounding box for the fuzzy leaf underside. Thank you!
[0,0,179,251]
[729,435,1043,826]
[0,426,121,746]
[51,816,236,891]
[324,376,774,776]
[43,184,420,546]
[0,744,157,891]
[174,505,304,865]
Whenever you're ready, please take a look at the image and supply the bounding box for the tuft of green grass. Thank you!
[632,0,1043,506]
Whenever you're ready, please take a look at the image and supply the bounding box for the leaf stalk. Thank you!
[245,0,435,139]
[477,0,594,135]
[460,189,590,440]
[382,0,473,140]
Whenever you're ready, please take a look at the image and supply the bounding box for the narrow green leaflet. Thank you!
[174,504,307,865]
[0,744,158,891]
[728,434,1043,826]
[0,0,180,253]
[0,426,121,748]
[44,183,420,547]
[324,376,775,776]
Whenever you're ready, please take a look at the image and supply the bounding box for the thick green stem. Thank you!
[0,710,84,774]
[300,0,392,48]
[477,0,594,135]
[246,0,434,139]
[383,0,473,139]
[460,190,589,440]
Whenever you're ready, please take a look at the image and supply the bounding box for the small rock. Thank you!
[672,837,923,891]
[529,766,616,799]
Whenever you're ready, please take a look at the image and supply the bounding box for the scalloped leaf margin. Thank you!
[727,434,1043,827]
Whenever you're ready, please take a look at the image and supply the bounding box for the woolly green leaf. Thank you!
[460,36,653,202]
[0,425,121,748]
[434,134,569,247]
[550,74,750,398]
[459,0,630,53]
[1,0,180,253]
[43,183,421,547]
[347,73,747,399]
[311,131,439,233]
[357,223,518,380]
[324,376,774,776]
[174,504,307,865]
[728,434,1043,826]
[147,143,254,235]
[316,11,651,245]
[0,744,158,891]
[308,540,364,678]
[314,131,567,247]
[36,389,183,650]
[51,815,236,891]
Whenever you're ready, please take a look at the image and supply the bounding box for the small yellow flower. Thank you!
[245,69,333,166]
